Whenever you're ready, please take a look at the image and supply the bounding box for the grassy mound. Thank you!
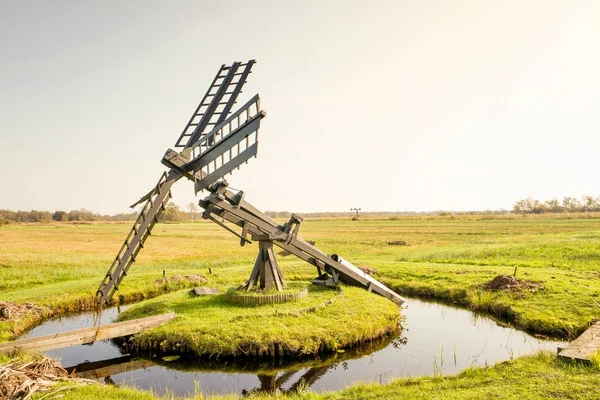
[115,285,401,358]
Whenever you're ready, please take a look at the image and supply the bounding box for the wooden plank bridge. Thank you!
[0,313,175,354]
[558,321,600,362]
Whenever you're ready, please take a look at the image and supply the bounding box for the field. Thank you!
[2,216,600,398]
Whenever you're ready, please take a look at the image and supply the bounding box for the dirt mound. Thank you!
[0,357,93,399]
[154,274,207,285]
[359,266,378,275]
[0,301,50,321]
[278,240,316,257]
[482,275,542,292]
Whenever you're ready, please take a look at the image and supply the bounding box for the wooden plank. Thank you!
[192,287,221,295]
[0,313,175,354]
[194,142,258,193]
[188,114,262,173]
[558,321,600,361]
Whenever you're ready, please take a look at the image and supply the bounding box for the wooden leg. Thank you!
[245,253,262,291]
[243,239,286,292]
[267,247,283,291]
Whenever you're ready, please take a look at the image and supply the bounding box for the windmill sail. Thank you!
[174,61,255,148]
[96,60,258,305]
[96,171,177,304]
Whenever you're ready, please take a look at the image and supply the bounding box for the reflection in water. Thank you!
[245,366,332,396]
[21,298,564,397]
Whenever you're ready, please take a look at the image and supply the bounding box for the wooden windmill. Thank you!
[96,61,404,306]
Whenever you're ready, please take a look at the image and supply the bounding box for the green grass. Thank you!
[2,218,600,339]
[3,217,600,398]
[115,285,400,357]
[590,350,600,369]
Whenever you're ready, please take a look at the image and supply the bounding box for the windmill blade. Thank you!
[96,171,180,305]
[162,94,266,194]
[174,60,255,149]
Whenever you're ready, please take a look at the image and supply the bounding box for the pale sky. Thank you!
[1,0,599,214]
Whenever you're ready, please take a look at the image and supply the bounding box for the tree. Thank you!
[544,199,563,213]
[159,202,182,223]
[52,210,69,221]
[562,197,581,213]
[513,197,543,213]
[582,195,599,212]
[513,199,529,214]
[186,202,199,222]
[66,208,95,221]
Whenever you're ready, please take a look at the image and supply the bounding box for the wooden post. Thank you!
[241,235,286,292]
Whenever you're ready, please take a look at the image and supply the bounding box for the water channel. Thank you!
[21,298,563,397]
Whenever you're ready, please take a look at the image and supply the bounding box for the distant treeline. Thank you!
[0,209,138,224]
[264,211,424,218]
[512,196,600,214]
[2,196,600,225]
[264,210,510,218]
[0,202,199,225]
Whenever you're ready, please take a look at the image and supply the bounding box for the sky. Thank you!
[1,0,599,214]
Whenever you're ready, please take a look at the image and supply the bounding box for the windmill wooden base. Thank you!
[241,235,286,292]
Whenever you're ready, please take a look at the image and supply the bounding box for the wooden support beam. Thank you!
[205,195,404,305]
[241,238,286,292]
[0,313,175,354]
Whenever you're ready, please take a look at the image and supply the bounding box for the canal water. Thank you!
[21,298,563,397]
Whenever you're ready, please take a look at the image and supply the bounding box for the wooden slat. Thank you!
[0,313,175,354]
[189,93,261,149]
[558,321,600,361]
[194,143,258,192]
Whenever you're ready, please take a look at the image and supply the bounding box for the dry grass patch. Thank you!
[0,356,94,399]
